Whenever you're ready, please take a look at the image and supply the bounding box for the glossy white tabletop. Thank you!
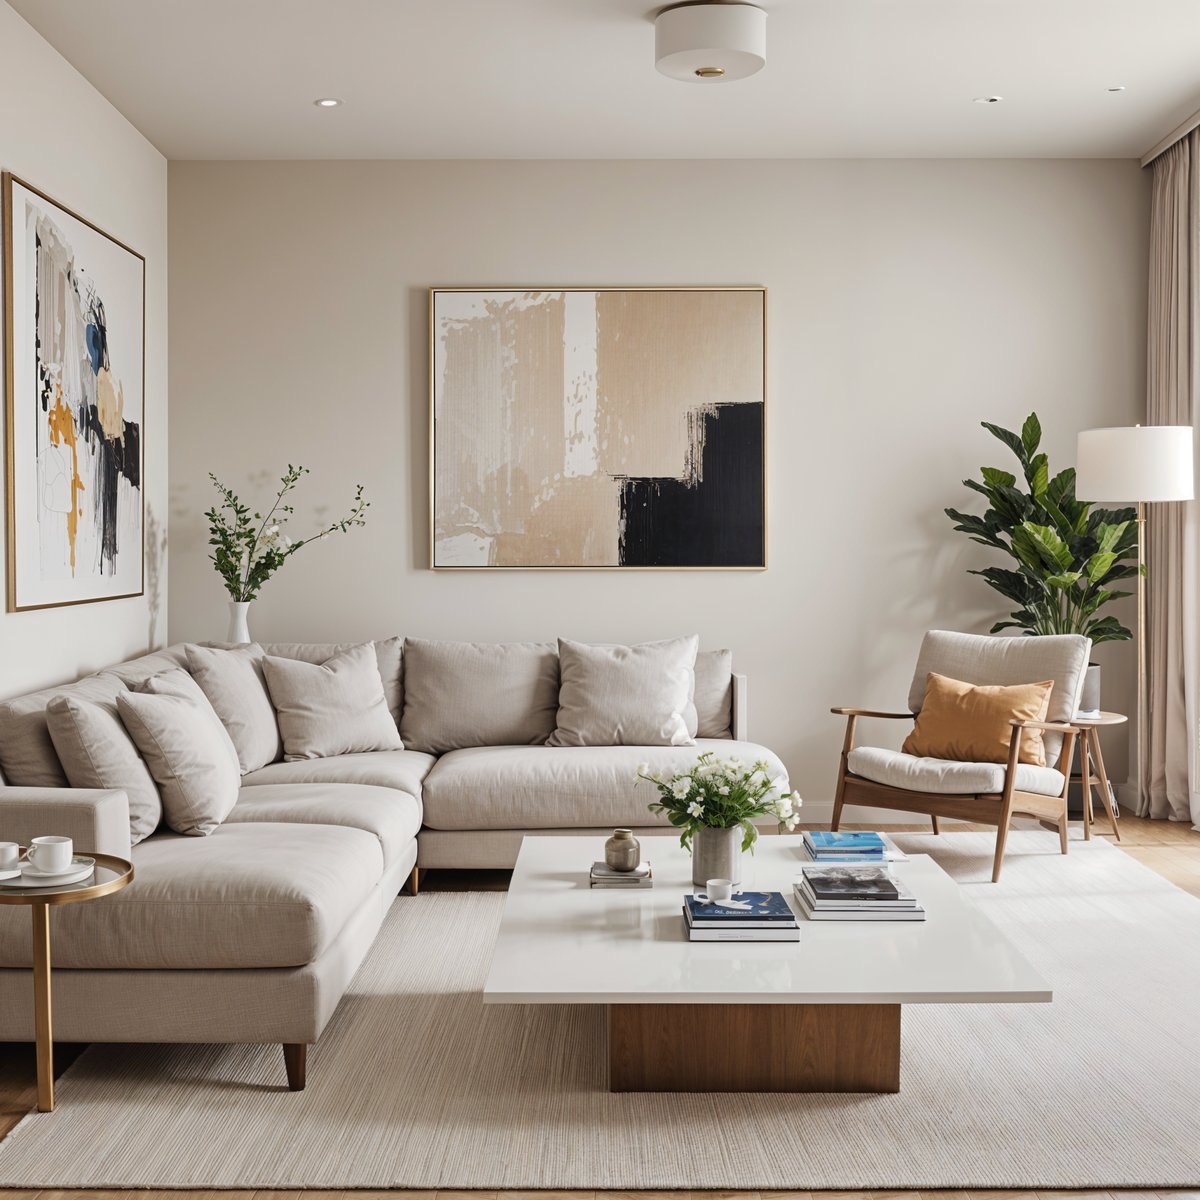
[482,835,1051,1006]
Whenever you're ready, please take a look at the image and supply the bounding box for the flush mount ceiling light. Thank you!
[313,97,342,108]
[973,95,1003,104]
[655,3,767,83]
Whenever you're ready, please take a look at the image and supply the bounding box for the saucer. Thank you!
[1,857,97,888]
[21,854,94,879]
[0,866,20,882]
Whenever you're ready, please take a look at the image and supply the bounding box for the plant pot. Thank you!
[691,826,742,888]
[226,601,252,645]
[1079,662,1101,715]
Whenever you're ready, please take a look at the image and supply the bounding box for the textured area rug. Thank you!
[1,831,1199,1189]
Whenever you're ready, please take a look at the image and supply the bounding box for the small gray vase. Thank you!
[691,826,742,888]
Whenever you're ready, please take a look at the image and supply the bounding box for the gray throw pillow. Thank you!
[547,635,700,748]
[399,639,559,753]
[262,643,403,761]
[116,689,241,836]
[185,643,283,773]
[46,695,163,845]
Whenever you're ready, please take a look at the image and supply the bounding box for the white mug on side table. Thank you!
[0,842,19,873]
[27,836,73,874]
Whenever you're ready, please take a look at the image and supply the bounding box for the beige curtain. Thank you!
[1145,131,1200,826]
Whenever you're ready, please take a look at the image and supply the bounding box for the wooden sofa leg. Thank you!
[991,823,1010,883]
[283,1043,307,1091]
[407,865,420,896]
[930,814,941,835]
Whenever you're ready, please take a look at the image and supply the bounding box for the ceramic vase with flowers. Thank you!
[638,751,802,887]
[205,465,369,643]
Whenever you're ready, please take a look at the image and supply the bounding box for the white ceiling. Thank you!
[10,0,1200,160]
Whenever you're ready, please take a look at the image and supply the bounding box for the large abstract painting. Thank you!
[431,287,765,569]
[4,174,144,610]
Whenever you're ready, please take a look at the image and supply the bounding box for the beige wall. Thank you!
[167,159,1148,814]
[0,1,168,699]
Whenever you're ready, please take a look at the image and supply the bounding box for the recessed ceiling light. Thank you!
[1107,86,1126,93]
[313,97,342,108]
[973,95,1003,104]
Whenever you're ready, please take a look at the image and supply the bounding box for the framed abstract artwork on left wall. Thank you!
[3,173,145,611]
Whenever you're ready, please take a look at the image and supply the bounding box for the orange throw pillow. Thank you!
[902,672,1055,767]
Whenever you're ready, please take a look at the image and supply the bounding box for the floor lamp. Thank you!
[1075,425,1195,815]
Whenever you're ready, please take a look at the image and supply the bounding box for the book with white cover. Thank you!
[683,917,801,942]
[794,889,925,922]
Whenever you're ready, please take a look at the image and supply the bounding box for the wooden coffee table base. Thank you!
[608,1001,901,1093]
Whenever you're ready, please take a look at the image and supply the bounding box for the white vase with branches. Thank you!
[205,465,368,643]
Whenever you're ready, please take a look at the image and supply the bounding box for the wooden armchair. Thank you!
[830,630,1092,882]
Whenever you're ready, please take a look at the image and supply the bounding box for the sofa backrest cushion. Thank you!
[118,682,241,836]
[907,630,1091,769]
[263,644,404,761]
[0,673,128,786]
[186,643,283,773]
[399,639,560,754]
[259,637,403,723]
[46,695,163,845]
[694,649,733,739]
[100,646,190,689]
[547,635,700,748]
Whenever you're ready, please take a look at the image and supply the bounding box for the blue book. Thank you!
[685,891,795,922]
[804,831,886,853]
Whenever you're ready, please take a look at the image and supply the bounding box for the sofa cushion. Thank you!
[547,635,700,748]
[847,746,1066,797]
[186,643,283,773]
[0,821,383,969]
[118,686,241,836]
[100,646,190,689]
[45,695,162,845]
[263,644,403,760]
[241,749,436,797]
[0,673,127,787]
[694,649,733,739]
[260,637,403,723]
[227,782,420,867]
[421,738,788,830]
[399,639,559,753]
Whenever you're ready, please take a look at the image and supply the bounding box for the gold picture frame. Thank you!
[4,172,146,611]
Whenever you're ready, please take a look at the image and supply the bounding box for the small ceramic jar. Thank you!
[604,828,641,872]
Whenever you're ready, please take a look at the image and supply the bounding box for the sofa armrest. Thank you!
[731,673,748,741]
[0,787,132,858]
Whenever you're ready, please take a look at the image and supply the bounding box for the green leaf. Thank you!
[1044,571,1082,589]
[1026,452,1049,499]
[1021,412,1042,457]
[1085,551,1117,583]
[981,467,1016,490]
[982,420,1028,465]
[1011,522,1074,573]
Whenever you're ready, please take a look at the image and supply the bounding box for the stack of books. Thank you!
[802,830,888,862]
[793,863,925,921]
[590,861,652,889]
[683,891,800,941]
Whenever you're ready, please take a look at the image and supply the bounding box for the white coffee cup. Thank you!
[703,878,734,903]
[0,842,19,871]
[28,836,72,874]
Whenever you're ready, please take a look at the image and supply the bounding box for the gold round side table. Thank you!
[1071,712,1126,842]
[0,851,133,1112]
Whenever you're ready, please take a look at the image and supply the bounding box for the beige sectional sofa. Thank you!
[0,638,785,1090]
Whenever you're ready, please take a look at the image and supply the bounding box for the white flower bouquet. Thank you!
[638,750,802,853]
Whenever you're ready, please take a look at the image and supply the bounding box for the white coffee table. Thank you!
[483,834,1050,1094]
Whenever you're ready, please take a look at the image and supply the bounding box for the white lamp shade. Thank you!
[655,3,766,82]
[1075,425,1195,503]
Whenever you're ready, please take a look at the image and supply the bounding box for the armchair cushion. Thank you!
[907,630,1091,768]
[848,746,1066,797]
[901,672,1054,766]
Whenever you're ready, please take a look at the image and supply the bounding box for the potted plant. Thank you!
[945,412,1140,711]
[638,751,802,886]
[206,465,368,643]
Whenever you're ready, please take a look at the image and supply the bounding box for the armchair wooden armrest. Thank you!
[1008,719,1079,734]
[830,707,914,719]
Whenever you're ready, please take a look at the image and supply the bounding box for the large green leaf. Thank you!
[981,466,1017,490]
[1020,412,1042,457]
[1025,452,1049,499]
[982,421,1028,465]
[1085,550,1117,583]
[970,566,1039,605]
[1044,571,1082,589]
[1012,522,1074,573]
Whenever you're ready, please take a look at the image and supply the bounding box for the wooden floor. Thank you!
[1,811,1197,1198]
